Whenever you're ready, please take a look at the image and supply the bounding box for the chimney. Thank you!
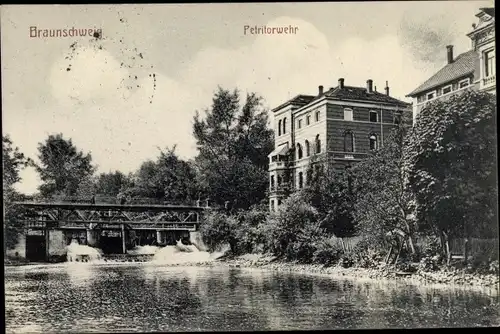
[366,79,373,93]
[338,78,344,89]
[318,85,324,95]
[385,81,390,96]
[446,45,454,64]
[374,86,377,92]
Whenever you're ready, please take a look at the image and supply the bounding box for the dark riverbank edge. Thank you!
[5,254,499,294]
[211,254,500,294]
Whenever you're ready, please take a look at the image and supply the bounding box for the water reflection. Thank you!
[5,264,500,332]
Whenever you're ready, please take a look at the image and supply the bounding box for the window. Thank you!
[369,134,378,150]
[369,110,378,122]
[305,140,310,157]
[297,143,303,159]
[426,91,435,100]
[270,200,275,211]
[393,113,401,125]
[277,175,282,186]
[344,108,353,121]
[306,115,311,125]
[278,200,282,206]
[278,120,282,136]
[297,119,302,129]
[283,118,287,134]
[459,78,470,89]
[315,134,321,154]
[270,175,275,190]
[485,50,496,77]
[315,110,320,122]
[344,131,354,152]
[298,172,303,189]
[442,85,452,95]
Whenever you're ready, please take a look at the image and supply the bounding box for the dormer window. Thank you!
[442,85,452,95]
[459,78,470,89]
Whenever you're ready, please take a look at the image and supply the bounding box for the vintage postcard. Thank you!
[2,2,498,332]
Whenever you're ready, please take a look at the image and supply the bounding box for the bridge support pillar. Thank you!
[86,229,98,247]
[121,224,126,254]
[156,231,164,245]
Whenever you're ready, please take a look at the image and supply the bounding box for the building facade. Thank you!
[268,78,412,212]
[407,7,495,122]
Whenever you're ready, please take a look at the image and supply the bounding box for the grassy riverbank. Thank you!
[211,253,499,294]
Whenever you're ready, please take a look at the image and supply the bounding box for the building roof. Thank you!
[480,7,495,18]
[407,50,479,97]
[319,86,410,107]
[271,94,315,113]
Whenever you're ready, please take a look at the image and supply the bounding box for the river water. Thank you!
[5,263,500,332]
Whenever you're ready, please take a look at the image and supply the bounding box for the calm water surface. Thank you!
[5,263,500,332]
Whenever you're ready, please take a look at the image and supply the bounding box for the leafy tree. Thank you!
[262,193,323,262]
[302,155,357,238]
[403,91,497,262]
[127,146,200,203]
[351,116,417,258]
[199,210,239,253]
[34,134,95,198]
[95,171,128,197]
[193,87,274,209]
[3,136,31,250]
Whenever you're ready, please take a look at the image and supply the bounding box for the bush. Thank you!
[262,193,323,262]
[233,208,268,255]
[199,210,238,252]
[312,237,344,266]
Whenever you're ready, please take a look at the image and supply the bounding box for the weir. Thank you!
[13,201,209,262]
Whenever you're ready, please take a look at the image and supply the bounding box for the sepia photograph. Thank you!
[2,1,498,332]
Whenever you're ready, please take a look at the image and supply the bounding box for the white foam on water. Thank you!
[151,241,229,265]
[127,245,161,255]
[66,239,103,262]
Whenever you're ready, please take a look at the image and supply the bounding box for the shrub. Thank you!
[312,237,344,266]
[199,210,238,252]
[262,193,323,262]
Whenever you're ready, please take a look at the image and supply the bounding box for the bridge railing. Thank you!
[24,195,206,207]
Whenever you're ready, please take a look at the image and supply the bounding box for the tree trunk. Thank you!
[385,245,394,264]
[443,231,451,266]
[394,239,403,266]
[463,238,469,265]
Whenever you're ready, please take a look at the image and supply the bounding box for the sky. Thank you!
[1,1,494,194]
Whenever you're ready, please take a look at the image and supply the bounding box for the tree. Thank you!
[193,87,274,209]
[127,146,200,203]
[95,171,128,197]
[302,155,357,238]
[351,116,417,261]
[3,136,31,250]
[262,193,323,262]
[403,91,497,263]
[34,134,96,198]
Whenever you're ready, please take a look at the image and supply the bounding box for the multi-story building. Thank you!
[407,7,495,122]
[268,78,412,211]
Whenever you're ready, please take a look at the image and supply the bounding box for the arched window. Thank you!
[298,172,303,189]
[344,131,354,152]
[369,134,378,150]
[297,143,303,159]
[283,118,287,134]
[315,110,320,122]
[278,120,282,136]
[305,140,310,156]
[315,135,321,154]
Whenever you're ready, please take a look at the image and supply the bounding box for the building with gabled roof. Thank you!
[407,7,495,122]
[268,78,412,212]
